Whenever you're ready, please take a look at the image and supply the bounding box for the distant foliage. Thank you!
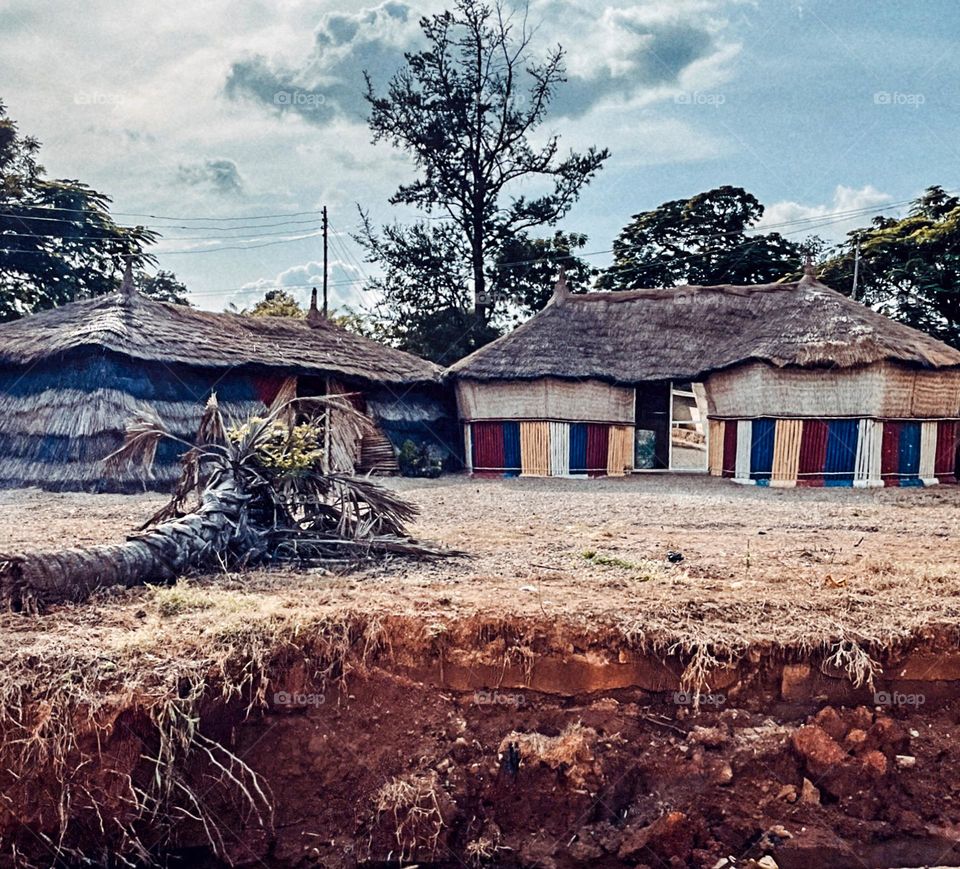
[242,289,305,318]
[598,186,805,290]
[0,100,157,321]
[819,186,960,348]
[136,269,191,306]
[397,439,442,478]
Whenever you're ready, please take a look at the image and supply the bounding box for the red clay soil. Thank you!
[6,654,960,869]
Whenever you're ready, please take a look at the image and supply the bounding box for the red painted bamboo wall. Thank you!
[797,420,827,487]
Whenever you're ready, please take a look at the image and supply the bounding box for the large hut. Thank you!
[449,267,960,487]
[0,279,455,491]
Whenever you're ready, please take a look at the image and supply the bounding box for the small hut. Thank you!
[0,278,455,491]
[449,269,960,487]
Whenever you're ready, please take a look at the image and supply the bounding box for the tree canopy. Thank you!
[358,0,607,361]
[598,186,805,290]
[242,288,305,318]
[135,269,191,306]
[0,100,158,321]
[819,185,960,348]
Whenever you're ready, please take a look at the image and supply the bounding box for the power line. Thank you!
[0,230,325,257]
[0,211,330,233]
[1,226,324,243]
[0,203,326,221]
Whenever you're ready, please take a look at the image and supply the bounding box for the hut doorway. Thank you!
[633,381,708,472]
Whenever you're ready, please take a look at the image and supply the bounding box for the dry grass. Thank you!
[498,721,598,787]
[372,770,445,862]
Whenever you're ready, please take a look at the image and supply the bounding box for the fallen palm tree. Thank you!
[0,395,459,613]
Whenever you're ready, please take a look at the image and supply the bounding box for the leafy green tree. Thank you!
[361,0,608,335]
[598,186,803,290]
[819,186,960,347]
[356,217,499,363]
[134,269,191,305]
[0,100,157,321]
[494,230,594,317]
[242,288,304,318]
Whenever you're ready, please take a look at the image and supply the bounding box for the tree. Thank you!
[361,0,608,336]
[819,186,960,348]
[356,216,499,363]
[0,100,157,321]
[242,288,304,318]
[494,230,594,317]
[135,269,191,306]
[598,186,804,290]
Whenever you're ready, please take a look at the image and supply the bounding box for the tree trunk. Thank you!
[0,477,253,613]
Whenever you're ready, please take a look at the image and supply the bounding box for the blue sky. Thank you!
[2,0,958,312]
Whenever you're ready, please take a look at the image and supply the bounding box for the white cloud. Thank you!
[756,185,895,241]
[228,259,372,313]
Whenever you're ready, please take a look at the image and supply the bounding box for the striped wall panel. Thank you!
[936,420,959,483]
[825,419,859,487]
[569,423,588,474]
[503,422,521,477]
[797,420,828,487]
[607,425,633,477]
[749,418,776,484]
[881,421,902,486]
[708,420,725,477]
[734,420,752,483]
[549,422,570,476]
[585,424,609,475]
[899,421,922,487]
[919,421,938,485]
[471,421,504,475]
[519,421,550,476]
[854,419,883,487]
[722,420,738,478]
[464,417,957,486]
[771,419,802,487]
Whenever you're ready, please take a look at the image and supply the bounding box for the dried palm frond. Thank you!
[103,412,174,475]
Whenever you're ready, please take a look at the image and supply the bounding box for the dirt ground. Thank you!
[1,473,959,649]
[3,476,960,867]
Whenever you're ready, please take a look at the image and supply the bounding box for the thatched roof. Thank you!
[450,274,960,384]
[0,290,440,385]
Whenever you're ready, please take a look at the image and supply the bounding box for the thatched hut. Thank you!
[0,280,454,491]
[449,268,960,487]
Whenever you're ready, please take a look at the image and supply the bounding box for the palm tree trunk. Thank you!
[0,477,252,613]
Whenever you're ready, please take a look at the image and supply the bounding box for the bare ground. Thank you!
[1,474,958,653]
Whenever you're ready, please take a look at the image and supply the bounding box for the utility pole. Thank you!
[851,234,861,301]
[322,205,329,318]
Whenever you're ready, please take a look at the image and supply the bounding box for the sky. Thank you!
[2,0,958,313]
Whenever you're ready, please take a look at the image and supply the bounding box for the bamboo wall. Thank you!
[456,377,635,424]
[468,420,634,477]
[706,361,960,419]
[708,415,958,488]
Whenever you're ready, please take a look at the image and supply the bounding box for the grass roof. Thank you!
[0,291,441,386]
[450,274,960,384]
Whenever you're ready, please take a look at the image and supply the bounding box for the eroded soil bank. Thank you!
[5,616,960,868]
